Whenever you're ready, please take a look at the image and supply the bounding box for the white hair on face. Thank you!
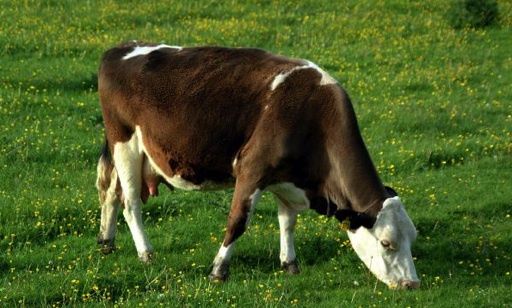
[347,196,419,289]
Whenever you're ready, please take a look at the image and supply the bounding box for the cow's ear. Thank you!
[385,186,398,197]
[350,213,376,229]
[334,210,376,230]
[334,209,353,223]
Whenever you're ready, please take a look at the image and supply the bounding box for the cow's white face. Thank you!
[347,197,420,289]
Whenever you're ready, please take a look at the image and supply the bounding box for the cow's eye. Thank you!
[380,240,393,250]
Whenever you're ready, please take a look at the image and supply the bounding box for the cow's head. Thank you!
[339,196,420,289]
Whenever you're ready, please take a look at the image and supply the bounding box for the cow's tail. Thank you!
[96,137,115,204]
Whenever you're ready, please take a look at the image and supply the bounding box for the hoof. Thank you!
[208,273,227,284]
[281,260,300,275]
[138,251,153,264]
[209,263,229,283]
[97,238,115,255]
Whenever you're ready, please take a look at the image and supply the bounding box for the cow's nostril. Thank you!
[401,280,421,289]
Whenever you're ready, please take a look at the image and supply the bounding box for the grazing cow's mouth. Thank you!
[388,279,421,290]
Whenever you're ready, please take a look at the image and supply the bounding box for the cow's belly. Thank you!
[143,156,234,192]
[167,175,234,191]
[136,126,235,191]
[143,152,310,213]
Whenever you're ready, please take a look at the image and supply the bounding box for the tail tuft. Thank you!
[96,138,115,203]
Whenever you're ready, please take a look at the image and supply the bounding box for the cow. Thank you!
[95,41,420,289]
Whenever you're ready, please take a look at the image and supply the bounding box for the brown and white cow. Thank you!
[96,41,420,289]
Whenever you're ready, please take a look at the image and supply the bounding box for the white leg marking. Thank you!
[277,201,298,264]
[213,244,234,265]
[99,167,120,242]
[210,243,234,280]
[123,199,153,261]
[209,189,262,280]
[122,44,182,60]
[267,183,308,271]
[113,131,153,261]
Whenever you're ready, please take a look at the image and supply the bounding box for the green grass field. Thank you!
[1,0,511,306]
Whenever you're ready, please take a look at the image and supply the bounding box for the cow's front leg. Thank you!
[277,199,299,275]
[113,138,153,263]
[209,242,235,282]
[209,183,262,282]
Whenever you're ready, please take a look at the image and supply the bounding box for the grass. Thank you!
[1,0,511,306]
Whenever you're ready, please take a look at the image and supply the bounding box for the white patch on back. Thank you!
[306,61,337,85]
[270,61,337,91]
[270,66,308,91]
[122,44,182,60]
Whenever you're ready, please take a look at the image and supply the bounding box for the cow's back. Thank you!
[98,42,309,184]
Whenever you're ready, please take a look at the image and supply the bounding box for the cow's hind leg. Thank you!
[96,141,121,254]
[209,177,263,282]
[276,197,300,275]
[113,133,153,263]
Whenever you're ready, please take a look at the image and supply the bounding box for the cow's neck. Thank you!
[325,97,387,218]
[326,145,386,217]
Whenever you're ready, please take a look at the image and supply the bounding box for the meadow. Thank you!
[1,0,511,306]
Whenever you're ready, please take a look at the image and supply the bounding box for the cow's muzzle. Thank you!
[398,279,421,289]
